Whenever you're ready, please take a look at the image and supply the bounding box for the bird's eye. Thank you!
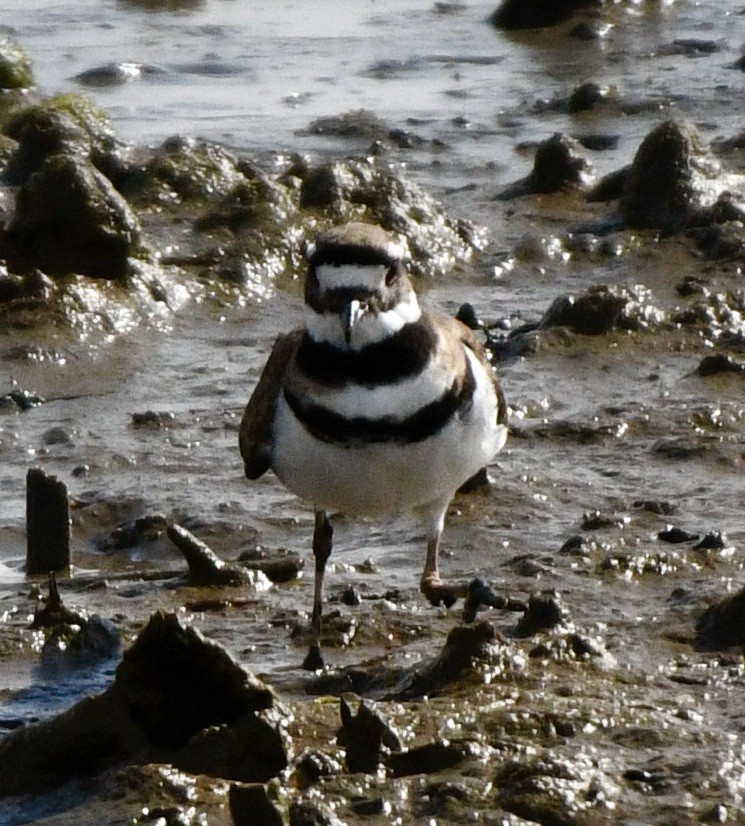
[385,266,398,287]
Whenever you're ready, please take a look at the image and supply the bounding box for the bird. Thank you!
[239,222,508,670]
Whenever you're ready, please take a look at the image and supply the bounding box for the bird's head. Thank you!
[304,223,420,349]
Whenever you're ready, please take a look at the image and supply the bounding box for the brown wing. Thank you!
[433,313,507,426]
[239,328,304,479]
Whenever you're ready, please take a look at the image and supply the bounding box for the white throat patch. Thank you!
[306,289,422,349]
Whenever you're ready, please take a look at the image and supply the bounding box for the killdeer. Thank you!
[240,222,509,670]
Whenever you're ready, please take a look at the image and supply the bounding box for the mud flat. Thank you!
[1,12,745,824]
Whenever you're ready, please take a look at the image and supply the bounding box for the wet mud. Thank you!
[1,5,745,825]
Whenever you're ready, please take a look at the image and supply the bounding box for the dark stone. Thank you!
[540,287,627,335]
[515,591,567,637]
[338,697,401,773]
[694,532,727,551]
[490,0,601,30]
[167,522,251,586]
[4,107,91,186]
[0,611,288,796]
[0,266,53,305]
[633,500,676,515]
[387,740,472,777]
[575,133,619,151]
[306,622,500,701]
[114,611,275,749]
[3,386,45,410]
[4,154,140,279]
[463,577,526,623]
[529,133,594,193]
[0,38,33,90]
[621,120,722,232]
[567,82,610,114]
[455,302,481,330]
[304,109,389,141]
[300,163,348,209]
[289,799,345,826]
[294,749,341,788]
[586,166,630,202]
[239,546,304,583]
[97,513,168,552]
[696,586,745,650]
[31,573,85,628]
[558,535,586,555]
[229,783,284,826]
[658,526,700,544]
[697,354,745,376]
[41,614,121,670]
[341,584,361,606]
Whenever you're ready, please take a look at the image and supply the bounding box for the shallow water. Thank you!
[2,0,745,822]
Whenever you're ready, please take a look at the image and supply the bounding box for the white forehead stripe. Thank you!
[316,264,388,291]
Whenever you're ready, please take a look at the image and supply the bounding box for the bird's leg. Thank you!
[302,509,333,671]
[419,505,468,609]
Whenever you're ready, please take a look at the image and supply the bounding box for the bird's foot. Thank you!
[302,643,325,672]
[463,577,527,623]
[420,575,468,609]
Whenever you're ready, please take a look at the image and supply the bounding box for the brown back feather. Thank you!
[239,329,304,479]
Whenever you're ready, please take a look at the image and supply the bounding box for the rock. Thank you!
[338,698,401,773]
[41,614,121,671]
[289,799,347,826]
[238,546,304,583]
[620,121,724,232]
[490,0,601,30]
[693,532,728,551]
[539,284,664,335]
[463,578,526,623]
[0,266,54,306]
[658,526,700,544]
[293,749,342,788]
[296,157,481,277]
[587,166,630,202]
[498,133,594,198]
[3,95,126,186]
[167,522,254,586]
[142,136,247,202]
[340,584,361,606]
[229,783,285,826]
[97,513,168,552]
[0,37,33,90]
[0,611,288,796]
[697,353,745,376]
[696,586,745,650]
[393,622,500,700]
[303,109,389,141]
[113,611,277,748]
[387,739,474,777]
[4,153,140,279]
[567,82,612,114]
[31,573,85,628]
[74,62,159,88]
[633,500,676,516]
[4,107,90,185]
[515,590,567,637]
[1,385,46,410]
[306,622,500,700]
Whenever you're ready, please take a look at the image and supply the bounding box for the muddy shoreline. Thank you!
[2,10,745,824]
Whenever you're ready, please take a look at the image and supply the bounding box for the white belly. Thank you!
[271,350,506,518]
